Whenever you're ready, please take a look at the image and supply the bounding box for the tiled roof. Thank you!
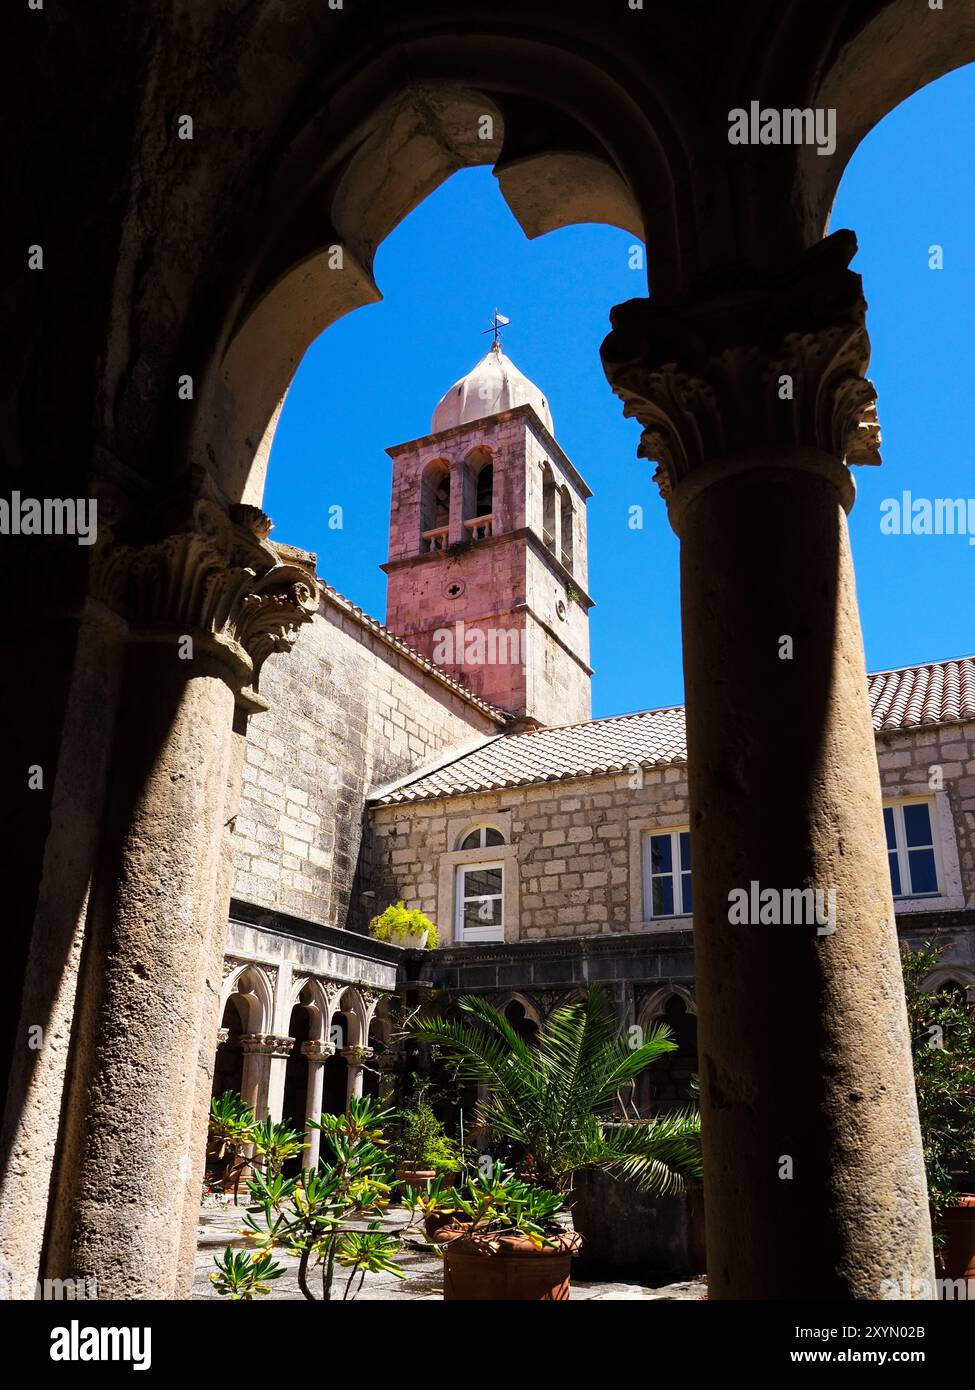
[373,706,686,804]
[868,657,975,732]
[372,656,975,806]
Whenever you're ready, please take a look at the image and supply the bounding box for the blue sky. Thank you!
[266,64,975,721]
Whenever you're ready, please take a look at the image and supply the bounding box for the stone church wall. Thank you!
[231,591,500,930]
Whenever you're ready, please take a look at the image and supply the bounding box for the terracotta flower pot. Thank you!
[442,1229,583,1301]
[396,1164,436,1188]
[936,1195,975,1283]
[425,1212,467,1243]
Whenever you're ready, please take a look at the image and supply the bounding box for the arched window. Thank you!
[559,485,573,572]
[636,994,698,1116]
[475,463,493,518]
[458,825,505,851]
[505,999,539,1044]
[463,448,494,539]
[420,460,451,552]
[541,465,556,549]
[455,825,506,944]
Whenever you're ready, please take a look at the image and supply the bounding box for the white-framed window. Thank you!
[458,825,505,851]
[642,829,692,920]
[884,799,941,898]
[455,862,504,942]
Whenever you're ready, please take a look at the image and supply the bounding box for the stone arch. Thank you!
[559,483,574,572]
[555,987,588,1013]
[419,458,452,551]
[798,11,975,241]
[456,821,507,851]
[637,984,698,1033]
[921,967,975,1004]
[461,444,495,536]
[291,976,332,1045]
[211,994,247,1104]
[636,986,698,1116]
[541,462,557,549]
[220,963,275,1036]
[496,992,543,1044]
[183,57,666,507]
[326,986,370,1049]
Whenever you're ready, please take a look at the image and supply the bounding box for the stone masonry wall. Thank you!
[368,722,975,947]
[232,592,499,930]
[369,764,692,940]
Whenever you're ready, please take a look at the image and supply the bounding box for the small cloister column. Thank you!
[342,1047,373,1103]
[241,1034,294,1121]
[601,231,934,1300]
[301,1041,334,1169]
[43,497,317,1300]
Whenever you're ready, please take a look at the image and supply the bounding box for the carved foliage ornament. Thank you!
[92,495,318,708]
[600,230,882,501]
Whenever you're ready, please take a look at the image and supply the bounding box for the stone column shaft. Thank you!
[44,644,238,1298]
[41,498,317,1300]
[342,1047,373,1103]
[301,1041,333,1169]
[601,230,934,1300]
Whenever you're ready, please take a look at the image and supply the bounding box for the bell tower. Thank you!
[382,333,593,727]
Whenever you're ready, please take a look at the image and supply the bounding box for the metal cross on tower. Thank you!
[481,308,510,350]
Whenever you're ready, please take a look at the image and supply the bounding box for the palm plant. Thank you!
[404,986,702,1197]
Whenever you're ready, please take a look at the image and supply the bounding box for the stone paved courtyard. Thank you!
[194,1202,707,1302]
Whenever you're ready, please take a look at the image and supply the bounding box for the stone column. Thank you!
[301,1041,334,1169]
[265,1037,294,1125]
[43,497,317,1300]
[601,231,934,1300]
[342,1047,373,1103]
[240,1034,294,1121]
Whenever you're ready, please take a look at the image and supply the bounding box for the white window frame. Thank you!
[457,824,506,852]
[641,828,692,922]
[455,860,505,943]
[883,797,943,900]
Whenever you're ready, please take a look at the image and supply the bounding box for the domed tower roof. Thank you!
[431,342,554,435]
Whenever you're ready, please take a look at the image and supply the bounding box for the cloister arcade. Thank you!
[4,0,975,1302]
[214,965,394,1168]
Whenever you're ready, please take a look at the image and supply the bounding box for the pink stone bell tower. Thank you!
[381,335,593,727]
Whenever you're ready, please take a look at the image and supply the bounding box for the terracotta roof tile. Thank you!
[868,656,975,732]
[372,656,975,806]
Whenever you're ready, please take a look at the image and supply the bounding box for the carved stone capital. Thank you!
[90,493,319,710]
[341,1046,373,1066]
[240,1033,294,1058]
[301,1041,336,1062]
[600,231,881,505]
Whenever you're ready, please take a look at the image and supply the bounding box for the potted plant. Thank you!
[404,986,702,1198]
[210,1096,407,1301]
[901,940,975,1283]
[369,901,439,950]
[393,1100,447,1185]
[425,1131,469,1186]
[404,1167,582,1300]
[207,1090,256,1203]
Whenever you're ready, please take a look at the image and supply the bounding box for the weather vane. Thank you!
[481,308,510,350]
